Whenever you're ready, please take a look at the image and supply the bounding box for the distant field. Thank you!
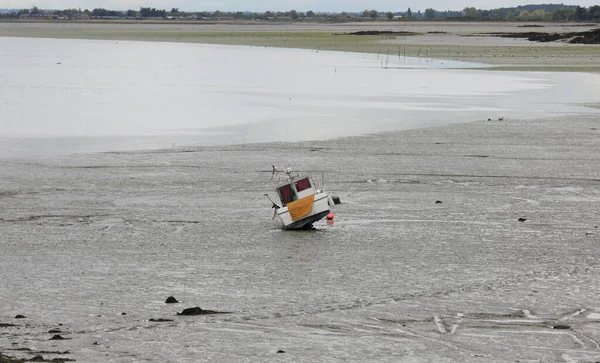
[2,21,600,71]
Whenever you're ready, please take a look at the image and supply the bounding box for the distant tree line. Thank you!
[425,4,600,21]
[1,4,600,21]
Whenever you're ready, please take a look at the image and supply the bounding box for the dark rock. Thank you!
[276,350,286,353]
[92,342,98,345]
[121,312,126,316]
[176,307,228,316]
[331,196,342,205]
[177,307,206,316]
[48,329,61,334]
[165,296,179,304]
[29,356,45,362]
[493,28,600,44]
[50,335,65,340]
[528,32,562,42]
[149,318,174,322]
[15,315,26,319]
[518,218,527,222]
[435,200,442,204]
[552,324,570,329]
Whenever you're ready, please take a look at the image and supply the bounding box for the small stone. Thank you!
[165,296,179,304]
[518,218,527,222]
[331,196,341,205]
[552,324,570,329]
[121,312,127,315]
[276,350,286,353]
[149,318,174,322]
[48,329,61,334]
[435,200,442,204]
[15,315,26,319]
[50,335,65,340]
[93,342,99,345]
[29,355,45,361]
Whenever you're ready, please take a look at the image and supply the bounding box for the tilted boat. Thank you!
[266,166,334,230]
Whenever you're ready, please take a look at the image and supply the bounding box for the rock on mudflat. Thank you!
[518,218,527,222]
[176,307,229,316]
[165,296,179,304]
[15,315,26,319]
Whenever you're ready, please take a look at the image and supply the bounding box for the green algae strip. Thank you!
[2,21,600,72]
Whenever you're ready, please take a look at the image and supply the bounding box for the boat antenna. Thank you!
[284,167,293,179]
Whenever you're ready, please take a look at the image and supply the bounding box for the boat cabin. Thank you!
[276,176,315,207]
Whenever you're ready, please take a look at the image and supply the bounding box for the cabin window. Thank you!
[278,184,296,205]
[295,178,311,192]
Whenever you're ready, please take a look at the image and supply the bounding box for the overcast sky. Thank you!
[0,0,596,12]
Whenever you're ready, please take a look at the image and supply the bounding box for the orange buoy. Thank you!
[326,212,334,220]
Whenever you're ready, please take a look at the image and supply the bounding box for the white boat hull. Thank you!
[275,192,331,230]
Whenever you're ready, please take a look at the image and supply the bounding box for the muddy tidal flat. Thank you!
[2,115,600,362]
[2,21,600,362]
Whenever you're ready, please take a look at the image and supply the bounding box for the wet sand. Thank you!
[1,114,600,362]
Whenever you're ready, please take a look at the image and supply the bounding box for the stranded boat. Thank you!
[265,166,334,230]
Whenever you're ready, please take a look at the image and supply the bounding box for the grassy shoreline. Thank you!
[2,21,600,72]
